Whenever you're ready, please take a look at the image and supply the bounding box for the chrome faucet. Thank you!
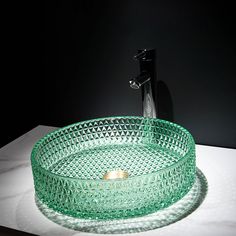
[129,49,158,118]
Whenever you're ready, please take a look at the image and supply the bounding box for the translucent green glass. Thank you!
[35,169,207,233]
[31,116,196,220]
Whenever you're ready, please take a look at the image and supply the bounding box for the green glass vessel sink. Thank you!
[31,116,196,220]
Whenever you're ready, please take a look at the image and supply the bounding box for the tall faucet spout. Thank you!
[129,72,150,89]
[129,49,158,118]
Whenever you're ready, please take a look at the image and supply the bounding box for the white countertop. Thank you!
[0,125,235,236]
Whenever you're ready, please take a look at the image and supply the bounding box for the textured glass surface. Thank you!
[35,169,207,234]
[31,116,196,220]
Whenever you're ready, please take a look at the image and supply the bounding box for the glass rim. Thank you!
[31,116,195,184]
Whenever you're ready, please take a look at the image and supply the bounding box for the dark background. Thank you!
[1,1,236,148]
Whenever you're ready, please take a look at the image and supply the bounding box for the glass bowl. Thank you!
[31,116,196,220]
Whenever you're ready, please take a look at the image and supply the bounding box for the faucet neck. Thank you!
[130,49,158,118]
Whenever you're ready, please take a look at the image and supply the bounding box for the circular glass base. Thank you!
[36,168,207,234]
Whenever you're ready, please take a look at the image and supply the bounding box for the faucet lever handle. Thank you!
[133,49,147,61]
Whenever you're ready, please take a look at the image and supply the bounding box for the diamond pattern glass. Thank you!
[34,169,207,233]
[31,116,196,220]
